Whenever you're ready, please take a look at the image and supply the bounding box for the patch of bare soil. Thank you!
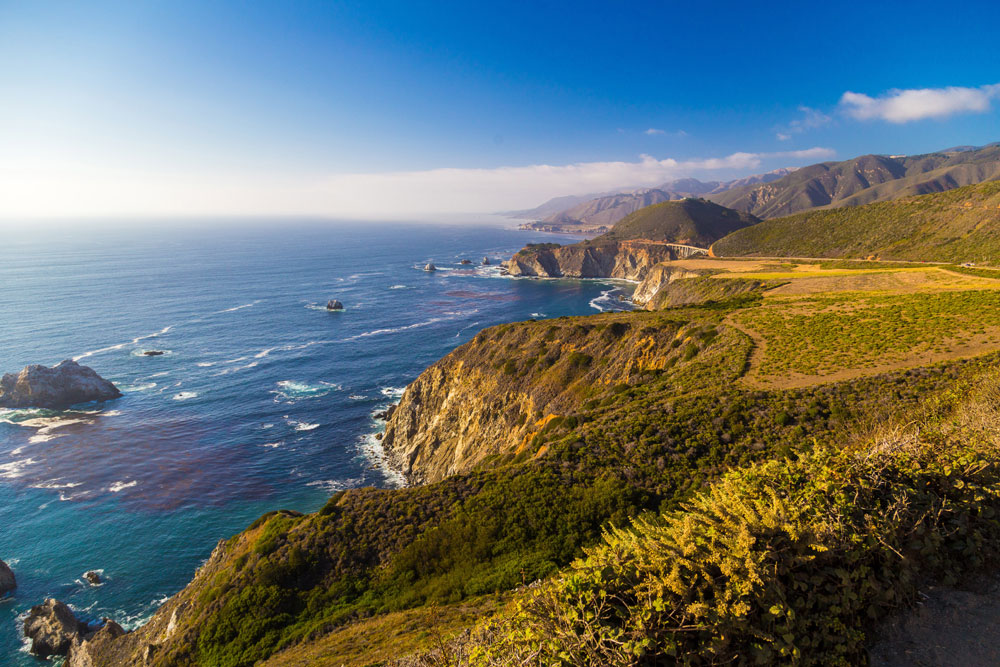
[868,580,1000,666]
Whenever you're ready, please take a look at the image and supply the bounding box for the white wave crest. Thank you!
[74,325,173,361]
[108,480,138,492]
[172,392,198,401]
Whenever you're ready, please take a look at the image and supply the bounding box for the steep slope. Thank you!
[508,199,758,278]
[711,144,1000,218]
[712,181,1000,263]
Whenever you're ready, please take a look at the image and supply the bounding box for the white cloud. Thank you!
[777,106,832,139]
[0,148,835,220]
[644,128,687,137]
[840,84,1000,123]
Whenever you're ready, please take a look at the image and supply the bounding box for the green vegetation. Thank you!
[471,371,1000,665]
[514,242,561,256]
[599,197,759,247]
[713,181,1000,264]
[736,289,1000,382]
[644,276,782,309]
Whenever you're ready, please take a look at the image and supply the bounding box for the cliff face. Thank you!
[631,264,705,305]
[506,240,698,280]
[382,312,684,484]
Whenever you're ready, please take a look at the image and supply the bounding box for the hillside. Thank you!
[710,143,1000,218]
[516,169,792,233]
[74,256,1000,666]
[712,180,1000,263]
[507,199,758,278]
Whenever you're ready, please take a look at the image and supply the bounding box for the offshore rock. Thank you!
[23,598,89,658]
[424,262,437,272]
[141,350,165,356]
[482,256,491,265]
[0,559,15,596]
[326,299,344,311]
[0,360,122,409]
[84,570,103,585]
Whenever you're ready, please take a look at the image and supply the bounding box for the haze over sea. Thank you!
[0,220,632,663]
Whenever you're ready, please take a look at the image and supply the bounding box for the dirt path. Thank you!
[868,581,1000,666]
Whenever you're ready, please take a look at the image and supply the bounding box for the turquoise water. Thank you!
[0,220,632,662]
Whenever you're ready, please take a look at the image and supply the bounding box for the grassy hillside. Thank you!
[712,181,1000,263]
[599,198,758,246]
[710,144,1000,219]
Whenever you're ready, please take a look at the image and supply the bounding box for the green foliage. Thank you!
[473,396,1000,665]
[599,198,759,247]
[736,289,1000,380]
[714,180,1000,264]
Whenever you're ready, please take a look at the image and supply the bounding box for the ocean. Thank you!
[0,219,633,663]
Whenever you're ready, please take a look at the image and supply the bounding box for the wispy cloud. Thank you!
[0,148,835,220]
[776,106,832,140]
[645,128,687,137]
[839,84,1000,123]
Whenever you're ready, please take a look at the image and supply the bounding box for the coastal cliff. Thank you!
[382,312,691,483]
[506,198,758,280]
[506,239,693,279]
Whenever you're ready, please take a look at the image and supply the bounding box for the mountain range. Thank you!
[511,169,794,233]
[516,143,1000,234]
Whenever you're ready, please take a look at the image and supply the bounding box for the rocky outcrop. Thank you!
[0,559,15,596]
[506,240,703,281]
[631,263,706,305]
[424,263,437,272]
[84,571,103,585]
[67,620,126,667]
[24,599,90,657]
[326,299,344,311]
[0,360,121,409]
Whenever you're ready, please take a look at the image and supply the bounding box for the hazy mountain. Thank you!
[709,144,1000,219]
[515,168,794,234]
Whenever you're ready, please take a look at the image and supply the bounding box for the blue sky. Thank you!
[2,0,999,218]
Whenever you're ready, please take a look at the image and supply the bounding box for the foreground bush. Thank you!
[470,380,1000,665]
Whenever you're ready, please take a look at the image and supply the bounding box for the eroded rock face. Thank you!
[0,559,15,596]
[631,264,705,306]
[0,360,122,409]
[506,240,698,281]
[66,620,126,667]
[24,598,88,658]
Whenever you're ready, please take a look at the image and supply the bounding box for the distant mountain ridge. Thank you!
[513,169,794,233]
[709,144,1000,219]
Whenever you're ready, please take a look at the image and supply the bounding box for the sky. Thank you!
[1,0,999,220]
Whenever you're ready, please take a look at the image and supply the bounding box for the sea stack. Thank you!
[424,262,437,272]
[326,299,344,311]
[0,360,121,409]
[482,256,491,265]
[0,559,15,596]
[23,599,89,658]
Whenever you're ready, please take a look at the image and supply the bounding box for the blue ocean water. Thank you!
[0,220,632,663]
